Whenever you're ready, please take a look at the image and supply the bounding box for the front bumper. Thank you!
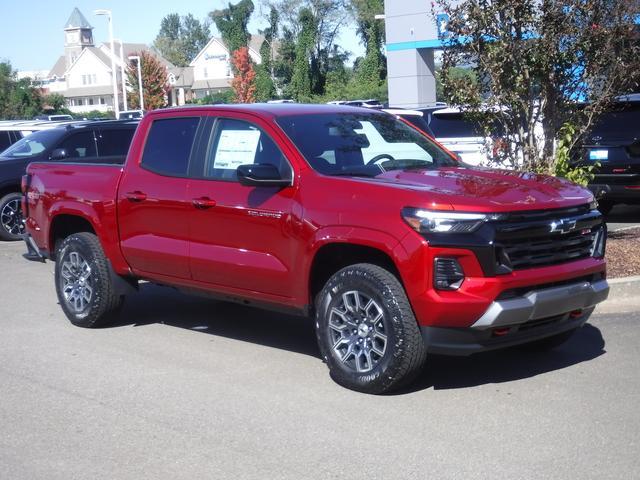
[421,278,609,355]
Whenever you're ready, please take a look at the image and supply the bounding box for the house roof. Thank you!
[168,67,195,88]
[86,47,113,69]
[191,78,232,90]
[62,85,114,98]
[100,42,175,68]
[64,7,92,30]
[63,47,113,76]
[49,56,66,78]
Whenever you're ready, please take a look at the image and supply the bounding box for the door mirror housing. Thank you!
[50,148,68,161]
[237,164,291,187]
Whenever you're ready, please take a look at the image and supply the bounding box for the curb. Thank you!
[600,275,640,311]
[608,275,640,285]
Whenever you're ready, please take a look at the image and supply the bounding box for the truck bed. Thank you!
[24,162,124,261]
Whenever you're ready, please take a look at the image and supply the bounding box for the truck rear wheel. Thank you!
[0,192,25,241]
[315,263,427,394]
[55,232,123,328]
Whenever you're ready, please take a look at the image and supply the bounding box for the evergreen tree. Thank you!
[210,0,255,57]
[255,6,278,101]
[290,8,317,101]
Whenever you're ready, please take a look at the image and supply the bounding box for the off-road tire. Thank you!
[55,232,123,328]
[0,192,24,241]
[315,263,427,394]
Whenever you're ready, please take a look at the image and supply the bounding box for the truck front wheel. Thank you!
[55,232,123,328]
[315,263,427,394]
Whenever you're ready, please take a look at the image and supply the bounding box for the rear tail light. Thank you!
[434,257,465,290]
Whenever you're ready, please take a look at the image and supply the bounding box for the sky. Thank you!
[0,0,363,72]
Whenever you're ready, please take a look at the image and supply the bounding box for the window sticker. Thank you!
[213,129,261,169]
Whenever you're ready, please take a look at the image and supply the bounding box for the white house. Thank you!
[42,8,174,114]
[28,7,276,113]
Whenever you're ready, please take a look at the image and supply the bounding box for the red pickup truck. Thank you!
[22,104,609,393]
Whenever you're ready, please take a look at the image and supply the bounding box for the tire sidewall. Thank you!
[0,192,24,241]
[55,234,107,326]
[316,267,408,392]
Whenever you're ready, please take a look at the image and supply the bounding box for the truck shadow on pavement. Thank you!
[110,283,606,393]
[398,324,605,394]
[111,283,321,358]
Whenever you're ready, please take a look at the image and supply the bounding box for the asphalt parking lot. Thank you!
[1,241,639,480]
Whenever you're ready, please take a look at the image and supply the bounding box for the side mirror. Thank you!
[50,148,68,161]
[237,164,291,187]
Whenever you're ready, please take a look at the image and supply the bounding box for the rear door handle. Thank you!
[192,197,217,209]
[125,191,147,202]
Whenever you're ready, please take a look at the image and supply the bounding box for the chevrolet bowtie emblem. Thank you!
[550,219,577,234]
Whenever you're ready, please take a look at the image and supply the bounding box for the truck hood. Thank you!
[372,166,593,212]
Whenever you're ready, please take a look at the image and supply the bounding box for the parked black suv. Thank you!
[582,96,640,215]
[0,120,138,240]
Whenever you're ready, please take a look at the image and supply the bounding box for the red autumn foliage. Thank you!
[231,47,256,103]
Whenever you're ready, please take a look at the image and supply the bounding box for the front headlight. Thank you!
[589,199,599,211]
[402,207,504,234]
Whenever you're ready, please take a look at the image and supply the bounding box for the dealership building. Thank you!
[383,0,449,109]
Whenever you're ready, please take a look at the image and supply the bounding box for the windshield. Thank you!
[1,129,62,159]
[276,112,457,177]
[588,104,640,140]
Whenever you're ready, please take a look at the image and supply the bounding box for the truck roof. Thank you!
[147,103,380,119]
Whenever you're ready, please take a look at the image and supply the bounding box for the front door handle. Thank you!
[192,197,217,209]
[125,191,147,202]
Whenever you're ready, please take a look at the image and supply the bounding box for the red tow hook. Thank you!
[492,327,511,337]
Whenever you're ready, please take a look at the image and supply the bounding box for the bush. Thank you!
[196,90,235,105]
[548,123,598,187]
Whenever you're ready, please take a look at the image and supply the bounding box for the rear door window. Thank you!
[141,117,200,176]
[95,128,135,163]
[57,131,98,159]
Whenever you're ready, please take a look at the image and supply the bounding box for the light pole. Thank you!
[94,9,120,118]
[128,56,144,112]
[115,39,128,111]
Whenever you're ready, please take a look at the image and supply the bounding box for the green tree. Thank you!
[436,0,640,171]
[273,27,297,95]
[127,51,169,110]
[435,67,477,103]
[196,90,235,104]
[0,62,43,119]
[350,0,385,84]
[210,0,255,57]
[290,8,317,101]
[255,6,279,101]
[267,0,351,94]
[154,13,211,67]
